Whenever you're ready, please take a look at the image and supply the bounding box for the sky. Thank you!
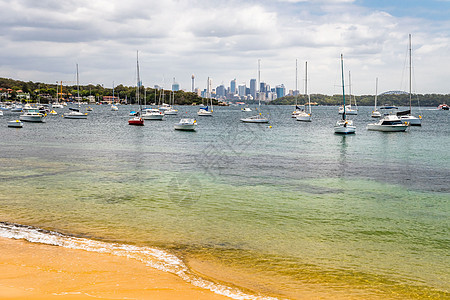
[0,0,449,95]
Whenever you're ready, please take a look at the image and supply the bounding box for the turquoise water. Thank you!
[0,105,449,299]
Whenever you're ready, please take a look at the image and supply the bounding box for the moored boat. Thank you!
[174,118,196,131]
[19,108,46,122]
[7,120,23,128]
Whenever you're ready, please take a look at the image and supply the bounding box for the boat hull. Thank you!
[128,117,144,126]
[334,126,356,134]
[296,113,311,122]
[64,114,88,119]
[7,120,23,128]
[174,124,196,131]
[241,117,269,123]
[399,115,421,126]
[142,114,164,120]
[367,124,408,132]
[19,115,46,122]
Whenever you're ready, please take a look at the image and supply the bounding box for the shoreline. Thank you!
[0,237,232,300]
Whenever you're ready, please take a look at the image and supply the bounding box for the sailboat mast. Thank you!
[375,77,378,110]
[306,61,311,113]
[76,64,79,100]
[348,70,352,108]
[295,59,298,107]
[341,54,346,120]
[258,59,261,108]
[136,51,141,109]
[409,33,412,112]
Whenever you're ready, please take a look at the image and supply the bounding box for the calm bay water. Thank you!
[0,104,449,299]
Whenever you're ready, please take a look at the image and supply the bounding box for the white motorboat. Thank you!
[174,118,196,131]
[242,107,252,112]
[10,104,23,113]
[111,104,118,111]
[334,54,355,134]
[142,108,164,120]
[0,110,3,116]
[398,114,422,126]
[64,108,88,119]
[7,120,23,128]
[52,103,64,109]
[367,114,408,132]
[19,108,46,122]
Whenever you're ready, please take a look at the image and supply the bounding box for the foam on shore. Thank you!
[0,221,277,300]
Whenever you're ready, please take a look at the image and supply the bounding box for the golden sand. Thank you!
[0,237,230,300]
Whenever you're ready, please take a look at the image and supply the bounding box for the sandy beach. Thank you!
[0,237,230,300]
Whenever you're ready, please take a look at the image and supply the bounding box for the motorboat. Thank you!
[86,106,93,111]
[142,108,164,120]
[111,104,118,111]
[52,103,64,109]
[19,108,46,122]
[128,115,144,126]
[367,114,408,132]
[437,104,449,110]
[398,113,422,126]
[174,118,196,131]
[10,104,23,113]
[64,108,88,119]
[164,107,178,115]
[7,120,23,128]
[242,107,252,112]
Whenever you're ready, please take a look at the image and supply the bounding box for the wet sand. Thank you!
[0,237,230,299]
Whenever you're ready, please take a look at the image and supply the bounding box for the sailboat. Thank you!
[241,59,269,123]
[128,51,144,126]
[197,77,213,116]
[371,77,381,118]
[338,71,358,115]
[111,82,118,111]
[64,64,88,119]
[164,89,178,115]
[296,61,312,122]
[291,59,304,118]
[142,86,164,120]
[334,54,356,134]
[397,34,422,126]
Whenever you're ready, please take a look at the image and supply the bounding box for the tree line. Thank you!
[269,93,450,107]
[0,77,204,105]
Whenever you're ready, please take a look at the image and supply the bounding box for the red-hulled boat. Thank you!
[128,116,144,126]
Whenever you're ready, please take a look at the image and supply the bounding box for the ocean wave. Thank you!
[0,222,278,300]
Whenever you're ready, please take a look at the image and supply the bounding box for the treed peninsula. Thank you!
[0,77,448,107]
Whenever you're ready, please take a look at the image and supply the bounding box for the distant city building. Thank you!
[216,85,226,98]
[250,79,256,99]
[238,84,246,97]
[172,82,180,91]
[276,84,286,99]
[230,79,237,94]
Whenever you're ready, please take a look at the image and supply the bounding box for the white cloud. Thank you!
[0,0,448,94]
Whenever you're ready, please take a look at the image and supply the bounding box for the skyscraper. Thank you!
[276,84,286,99]
[191,74,195,92]
[238,84,246,97]
[230,79,237,94]
[250,79,256,99]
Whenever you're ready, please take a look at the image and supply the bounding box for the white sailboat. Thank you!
[128,51,144,126]
[197,77,213,116]
[296,61,312,122]
[64,64,88,119]
[291,59,304,118]
[397,34,422,126]
[334,54,356,134]
[164,89,178,115]
[338,71,358,115]
[371,77,381,118]
[241,59,268,123]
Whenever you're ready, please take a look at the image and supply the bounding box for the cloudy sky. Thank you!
[1,0,449,95]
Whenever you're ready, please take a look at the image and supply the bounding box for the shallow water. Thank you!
[0,105,449,299]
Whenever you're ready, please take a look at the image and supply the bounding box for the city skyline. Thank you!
[0,0,449,95]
